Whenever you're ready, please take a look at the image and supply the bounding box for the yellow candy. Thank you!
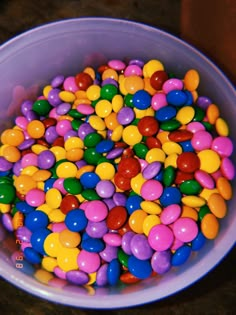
[184,69,200,91]
[44,232,63,257]
[119,75,128,95]
[57,247,80,272]
[42,256,58,272]
[162,141,182,155]
[208,193,227,218]
[50,146,66,161]
[141,201,162,215]
[46,188,62,209]
[86,84,101,101]
[34,269,54,284]
[112,94,124,112]
[181,195,206,207]
[143,214,161,236]
[36,203,52,215]
[14,174,37,194]
[164,153,178,168]
[59,91,76,103]
[89,115,106,131]
[59,229,81,248]
[145,148,166,163]
[48,209,66,223]
[201,213,219,239]
[83,66,95,80]
[102,68,118,81]
[56,162,77,178]
[197,149,221,173]
[21,165,38,176]
[0,203,11,214]
[43,85,52,98]
[129,209,148,234]
[130,173,146,195]
[32,144,48,154]
[215,117,229,136]
[111,125,123,142]
[122,125,142,146]
[87,272,96,285]
[216,177,232,200]
[199,188,219,201]
[95,162,115,180]
[64,137,84,150]
[95,99,113,118]
[176,106,195,125]
[143,59,164,77]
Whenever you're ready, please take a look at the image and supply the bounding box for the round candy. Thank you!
[127,255,152,279]
[130,234,153,260]
[177,152,200,173]
[151,250,172,274]
[65,209,88,232]
[148,224,174,251]
[77,249,100,273]
[140,179,163,201]
[106,206,127,230]
[118,157,141,179]
[172,217,198,242]
[85,200,108,222]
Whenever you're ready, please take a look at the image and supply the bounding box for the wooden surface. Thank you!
[0,1,235,314]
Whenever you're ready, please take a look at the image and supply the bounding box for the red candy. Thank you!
[137,116,159,136]
[75,72,93,90]
[150,70,169,90]
[168,130,193,142]
[106,206,127,230]
[177,152,200,173]
[60,195,80,214]
[118,157,141,179]
[145,136,162,149]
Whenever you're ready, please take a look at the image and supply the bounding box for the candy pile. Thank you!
[0,58,234,287]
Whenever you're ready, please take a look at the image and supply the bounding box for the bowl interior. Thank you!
[0,18,235,309]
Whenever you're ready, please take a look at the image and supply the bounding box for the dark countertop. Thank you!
[0,1,235,314]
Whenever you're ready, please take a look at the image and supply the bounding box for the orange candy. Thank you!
[27,120,45,139]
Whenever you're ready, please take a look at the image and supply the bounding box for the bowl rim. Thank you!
[0,17,235,309]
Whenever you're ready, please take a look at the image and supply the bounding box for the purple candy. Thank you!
[51,75,65,88]
[117,107,135,125]
[106,147,124,159]
[96,263,108,286]
[64,130,77,141]
[66,270,89,285]
[75,160,87,169]
[12,160,23,176]
[16,226,32,242]
[121,231,135,255]
[0,157,13,171]
[196,96,212,110]
[129,59,145,67]
[26,110,38,121]
[142,161,162,179]
[38,150,56,169]
[103,198,116,210]
[151,250,172,274]
[96,180,115,198]
[99,244,118,262]
[113,192,127,207]
[18,138,35,150]
[45,126,58,144]
[21,100,33,116]
[130,234,153,260]
[86,220,108,239]
[2,213,13,232]
[78,123,95,140]
[101,78,118,87]
[56,102,71,115]
[48,88,62,107]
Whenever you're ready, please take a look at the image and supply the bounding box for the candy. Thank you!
[0,58,234,289]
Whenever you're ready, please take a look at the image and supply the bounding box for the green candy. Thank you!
[160,119,181,131]
[198,205,211,221]
[202,121,213,131]
[124,94,134,107]
[133,143,148,159]
[71,119,83,131]
[180,179,202,195]
[100,84,118,101]
[68,109,85,119]
[84,132,102,148]
[118,249,129,268]
[81,189,100,201]
[163,165,175,186]
[83,148,102,165]
[0,176,13,185]
[193,106,205,122]
[0,183,16,204]
[32,99,51,116]
[63,177,82,195]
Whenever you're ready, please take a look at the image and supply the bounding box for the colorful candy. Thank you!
[0,57,234,289]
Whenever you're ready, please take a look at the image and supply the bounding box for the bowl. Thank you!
[0,18,235,309]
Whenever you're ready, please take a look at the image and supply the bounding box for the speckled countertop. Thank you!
[0,1,235,314]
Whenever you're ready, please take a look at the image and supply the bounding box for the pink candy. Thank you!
[140,179,163,201]
[148,224,174,251]
[77,250,100,273]
[85,200,108,222]
[173,218,198,243]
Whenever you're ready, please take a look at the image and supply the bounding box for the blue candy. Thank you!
[96,139,114,153]
[126,195,143,215]
[155,105,177,122]
[160,187,182,207]
[44,178,57,192]
[82,237,105,253]
[25,210,49,232]
[191,232,206,251]
[180,140,194,152]
[24,247,42,264]
[107,259,121,285]
[133,90,151,110]
[184,90,194,105]
[65,209,88,232]
[15,257,35,276]
[16,201,35,214]
[166,90,188,106]
[80,172,100,189]
[31,228,51,255]
[128,255,152,279]
[171,245,192,266]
